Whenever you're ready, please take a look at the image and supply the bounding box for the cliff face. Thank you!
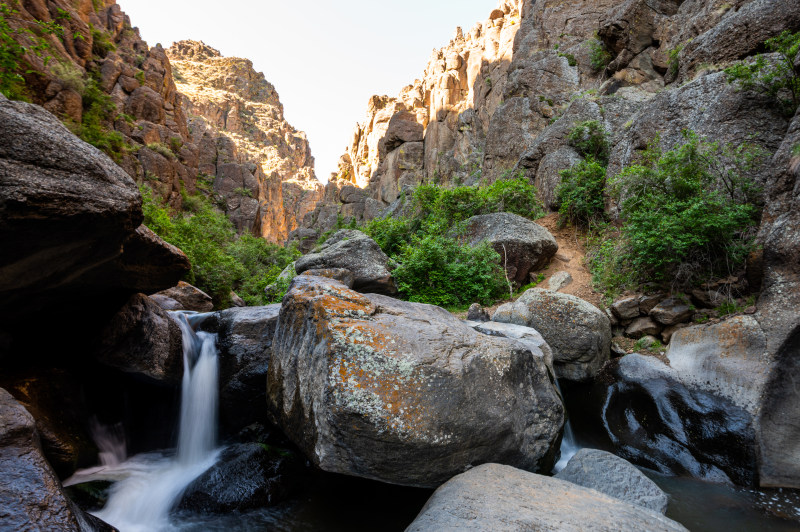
[166,41,323,241]
[298,0,800,238]
[2,1,320,242]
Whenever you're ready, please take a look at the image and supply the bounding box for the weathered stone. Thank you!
[266,276,564,488]
[650,297,694,326]
[152,281,213,312]
[295,230,397,295]
[230,292,246,307]
[460,213,558,284]
[555,448,669,514]
[300,268,355,288]
[407,464,687,531]
[661,323,689,344]
[626,317,662,339]
[178,443,301,513]
[639,293,666,315]
[547,271,573,292]
[149,294,182,311]
[612,296,641,320]
[493,289,610,382]
[466,303,490,322]
[95,294,183,383]
[0,389,116,532]
[468,320,555,373]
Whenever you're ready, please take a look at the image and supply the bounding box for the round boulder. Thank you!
[493,288,611,381]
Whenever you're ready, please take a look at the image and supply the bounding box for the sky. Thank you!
[118,0,497,181]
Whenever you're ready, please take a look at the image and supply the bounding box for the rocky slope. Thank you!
[166,40,323,241]
[2,0,319,240]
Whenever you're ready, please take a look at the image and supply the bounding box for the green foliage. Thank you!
[74,75,127,160]
[392,234,506,308]
[792,143,800,157]
[134,70,145,84]
[725,30,800,114]
[668,44,684,77]
[361,216,413,258]
[147,142,176,160]
[567,120,609,164]
[558,52,577,67]
[140,185,298,307]
[586,228,637,299]
[168,136,183,154]
[588,38,612,72]
[90,24,114,57]
[557,158,607,228]
[0,3,28,100]
[50,60,84,92]
[233,187,253,198]
[606,130,764,285]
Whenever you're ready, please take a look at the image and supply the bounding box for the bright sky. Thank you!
[118,0,496,182]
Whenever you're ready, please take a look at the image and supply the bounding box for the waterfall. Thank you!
[73,312,220,532]
[553,379,580,473]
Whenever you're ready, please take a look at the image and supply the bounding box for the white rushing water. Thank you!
[552,379,580,473]
[68,312,220,532]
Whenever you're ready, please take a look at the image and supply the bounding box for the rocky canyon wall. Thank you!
[3,0,320,242]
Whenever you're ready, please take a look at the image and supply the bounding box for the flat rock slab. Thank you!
[267,276,564,488]
[406,463,687,531]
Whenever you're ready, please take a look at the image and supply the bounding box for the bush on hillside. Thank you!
[601,130,764,287]
[556,157,607,228]
[141,186,298,307]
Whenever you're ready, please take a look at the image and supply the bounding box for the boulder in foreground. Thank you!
[267,276,564,488]
[406,463,687,531]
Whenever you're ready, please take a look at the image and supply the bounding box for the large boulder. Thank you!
[294,230,397,295]
[0,388,116,531]
[459,212,559,284]
[152,281,213,312]
[178,443,301,513]
[555,448,669,514]
[466,320,555,374]
[406,463,687,531]
[0,95,187,320]
[200,305,281,434]
[266,276,564,488]
[493,289,611,382]
[95,294,183,384]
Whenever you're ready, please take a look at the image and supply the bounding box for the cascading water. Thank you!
[68,312,220,532]
[553,379,580,473]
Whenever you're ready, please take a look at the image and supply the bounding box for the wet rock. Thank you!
[95,294,183,384]
[493,289,610,382]
[178,443,301,513]
[650,298,694,326]
[466,303,490,322]
[626,317,662,339]
[0,388,116,531]
[152,281,213,312]
[594,317,769,487]
[299,268,355,288]
[459,213,558,284]
[266,276,564,488]
[149,294,182,311]
[295,230,396,295]
[555,448,669,514]
[407,463,687,531]
[612,296,641,320]
[204,305,281,434]
[547,271,573,292]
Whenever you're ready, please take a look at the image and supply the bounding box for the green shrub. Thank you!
[558,52,577,67]
[50,60,85,93]
[567,120,609,164]
[0,3,29,100]
[668,44,684,77]
[233,187,253,198]
[147,142,176,160]
[606,130,764,285]
[556,157,607,227]
[74,76,127,160]
[392,234,506,308]
[140,186,298,307]
[587,38,612,72]
[90,24,115,57]
[725,30,800,114]
[362,216,414,257]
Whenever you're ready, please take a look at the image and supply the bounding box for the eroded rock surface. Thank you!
[266,276,564,487]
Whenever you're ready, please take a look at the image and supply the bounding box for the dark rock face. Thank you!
[460,212,558,284]
[294,230,397,295]
[152,281,213,312]
[267,276,564,488]
[0,95,139,318]
[493,289,611,382]
[555,448,669,514]
[205,305,281,434]
[594,353,758,486]
[178,443,301,513]
[406,463,687,532]
[0,388,116,532]
[95,294,183,384]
